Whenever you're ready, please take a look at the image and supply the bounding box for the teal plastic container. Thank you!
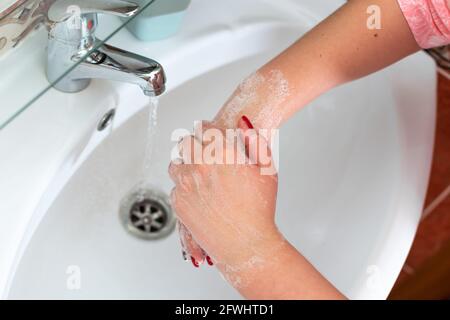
[125,0,191,41]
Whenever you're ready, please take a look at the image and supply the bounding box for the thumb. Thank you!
[238,115,273,168]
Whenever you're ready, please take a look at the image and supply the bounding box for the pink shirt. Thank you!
[397,0,450,48]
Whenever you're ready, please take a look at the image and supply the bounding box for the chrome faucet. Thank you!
[46,0,166,96]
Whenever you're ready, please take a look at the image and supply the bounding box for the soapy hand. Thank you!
[169,116,282,276]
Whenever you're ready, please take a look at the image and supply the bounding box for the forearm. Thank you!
[214,0,419,130]
[217,236,346,300]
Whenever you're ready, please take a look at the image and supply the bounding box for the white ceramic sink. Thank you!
[0,0,436,299]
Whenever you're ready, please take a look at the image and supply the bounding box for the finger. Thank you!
[172,191,211,267]
[168,161,183,183]
[178,222,206,267]
[238,115,274,169]
[202,249,214,266]
[176,137,185,159]
[194,120,226,141]
[179,135,203,165]
[177,221,189,261]
[193,121,212,142]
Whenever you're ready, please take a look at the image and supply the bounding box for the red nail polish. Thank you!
[241,115,254,129]
[206,256,214,266]
[191,256,199,268]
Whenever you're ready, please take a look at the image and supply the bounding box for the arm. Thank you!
[214,0,420,130]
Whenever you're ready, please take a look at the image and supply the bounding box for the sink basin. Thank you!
[0,0,436,299]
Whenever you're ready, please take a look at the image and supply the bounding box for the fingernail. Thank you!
[241,115,254,129]
[206,256,214,266]
[191,256,199,268]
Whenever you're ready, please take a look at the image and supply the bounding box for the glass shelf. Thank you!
[0,0,156,130]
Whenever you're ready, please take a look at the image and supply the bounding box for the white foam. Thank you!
[218,72,265,127]
[254,69,290,129]
[215,69,290,130]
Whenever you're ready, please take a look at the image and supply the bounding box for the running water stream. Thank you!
[136,97,160,199]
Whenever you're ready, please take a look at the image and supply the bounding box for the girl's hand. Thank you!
[169,116,283,277]
[177,221,211,267]
[170,117,345,299]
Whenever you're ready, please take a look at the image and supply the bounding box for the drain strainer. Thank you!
[119,187,176,240]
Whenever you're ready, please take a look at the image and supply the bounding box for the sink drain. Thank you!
[119,187,176,240]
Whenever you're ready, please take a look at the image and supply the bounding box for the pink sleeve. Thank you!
[397,0,450,48]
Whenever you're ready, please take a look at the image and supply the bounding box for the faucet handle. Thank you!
[48,0,139,23]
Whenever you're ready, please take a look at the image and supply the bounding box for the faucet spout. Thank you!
[69,43,166,97]
[45,0,166,97]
